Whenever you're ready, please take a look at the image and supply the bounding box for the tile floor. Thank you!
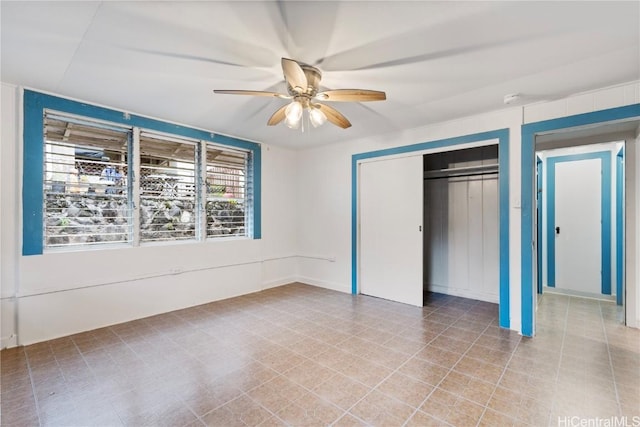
[1,283,638,426]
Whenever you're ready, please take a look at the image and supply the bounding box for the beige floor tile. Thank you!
[332,413,369,427]
[350,390,415,426]
[276,392,343,426]
[399,357,450,386]
[405,409,450,426]
[415,345,462,369]
[376,371,435,408]
[438,370,495,406]
[312,372,370,410]
[2,287,638,427]
[247,375,307,413]
[201,395,271,427]
[281,359,335,390]
[419,387,484,427]
[478,408,519,427]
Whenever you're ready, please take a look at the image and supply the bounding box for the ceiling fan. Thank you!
[214,58,386,130]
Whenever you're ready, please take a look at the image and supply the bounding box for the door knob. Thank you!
[556,226,560,235]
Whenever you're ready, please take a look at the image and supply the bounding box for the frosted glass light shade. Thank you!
[284,101,303,129]
[309,107,327,127]
[285,101,302,120]
[285,115,301,129]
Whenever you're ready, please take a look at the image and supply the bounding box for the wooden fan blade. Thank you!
[315,89,386,102]
[281,58,308,93]
[214,90,290,99]
[317,104,352,129]
[267,104,289,126]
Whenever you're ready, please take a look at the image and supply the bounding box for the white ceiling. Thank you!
[2,1,638,148]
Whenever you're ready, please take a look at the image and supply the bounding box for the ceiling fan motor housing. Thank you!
[287,63,322,97]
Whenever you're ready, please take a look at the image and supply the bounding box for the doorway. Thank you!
[521,107,640,337]
[535,138,626,325]
[423,145,500,304]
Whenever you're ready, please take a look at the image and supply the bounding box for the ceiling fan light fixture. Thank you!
[214,58,386,131]
[284,114,301,129]
[309,107,327,128]
[285,100,303,121]
[284,101,302,129]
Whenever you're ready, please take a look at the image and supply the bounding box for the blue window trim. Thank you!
[616,147,624,306]
[22,89,261,256]
[352,129,511,329]
[545,151,612,295]
[520,103,640,337]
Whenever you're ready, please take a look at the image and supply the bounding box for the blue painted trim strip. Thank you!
[252,148,262,239]
[351,157,358,295]
[546,152,611,294]
[536,157,543,294]
[352,129,511,329]
[602,153,612,295]
[23,91,45,255]
[546,161,556,287]
[22,90,262,255]
[616,147,624,305]
[520,103,640,337]
[546,160,556,288]
[498,130,510,329]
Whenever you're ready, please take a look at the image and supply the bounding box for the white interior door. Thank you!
[360,155,423,307]
[555,159,601,293]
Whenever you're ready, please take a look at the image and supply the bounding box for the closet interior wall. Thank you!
[423,145,500,303]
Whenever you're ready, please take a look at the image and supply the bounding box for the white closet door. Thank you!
[555,159,601,293]
[482,176,500,298]
[360,155,423,307]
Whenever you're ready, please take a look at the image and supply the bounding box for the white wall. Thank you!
[297,81,640,335]
[1,83,20,348]
[1,84,299,346]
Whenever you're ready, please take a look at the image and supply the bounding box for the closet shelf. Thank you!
[423,163,499,180]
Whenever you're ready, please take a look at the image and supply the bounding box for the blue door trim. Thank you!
[23,90,262,255]
[616,147,624,305]
[520,103,640,337]
[536,157,543,294]
[352,129,511,328]
[545,152,612,295]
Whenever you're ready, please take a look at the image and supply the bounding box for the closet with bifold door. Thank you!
[423,145,499,303]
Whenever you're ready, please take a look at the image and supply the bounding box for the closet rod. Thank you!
[423,163,499,180]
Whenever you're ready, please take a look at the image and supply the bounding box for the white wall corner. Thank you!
[261,277,297,291]
[295,276,351,295]
[1,334,18,349]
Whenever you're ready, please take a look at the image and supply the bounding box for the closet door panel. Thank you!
[360,156,423,307]
[448,179,469,292]
[482,176,500,299]
[467,178,484,291]
[425,180,448,289]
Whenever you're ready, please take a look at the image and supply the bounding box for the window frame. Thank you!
[42,112,134,249]
[23,89,261,255]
